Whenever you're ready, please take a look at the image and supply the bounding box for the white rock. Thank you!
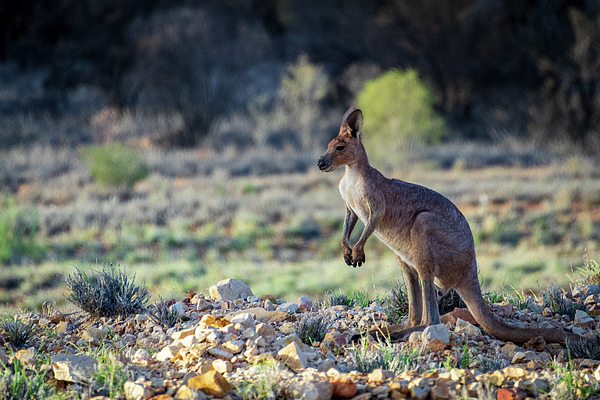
[277,342,308,371]
[408,331,422,343]
[285,377,333,400]
[124,381,146,400]
[230,313,255,330]
[455,318,482,339]
[278,302,300,313]
[181,335,198,348]
[422,323,451,343]
[156,344,183,362]
[209,279,254,301]
[51,354,98,383]
[170,302,186,317]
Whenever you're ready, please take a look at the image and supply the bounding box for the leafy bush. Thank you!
[356,69,445,165]
[0,197,45,265]
[280,54,329,151]
[386,281,409,324]
[577,253,600,286]
[81,142,149,190]
[65,265,150,318]
[295,313,329,345]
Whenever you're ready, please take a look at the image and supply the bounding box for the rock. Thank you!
[297,296,313,311]
[410,385,428,400]
[264,299,277,311]
[14,347,36,368]
[408,332,422,343]
[181,335,199,348]
[440,308,478,326]
[368,369,394,383]
[51,354,98,383]
[124,382,153,400]
[212,360,233,373]
[278,302,300,313]
[256,322,276,343]
[188,371,232,398]
[286,378,334,400]
[170,303,186,317]
[208,346,234,361]
[149,395,174,400]
[133,348,152,365]
[349,394,372,400]
[172,328,196,341]
[209,279,253,301]
[503,367,527,379]
[156,344,183,362]
[497,388,526,400]
[422,324,450,343]
[229,313,255,330]
[488,370,505,386]
[223,339,244,354]
[174,385,206,400]
[430,379,450,400]
[427,338,448,352]
[574,309,595,329]
[454,318,482,339]
[277,342,308,371]
[196,299,213,312]
[522,336,546,351]
[331,374,357,398]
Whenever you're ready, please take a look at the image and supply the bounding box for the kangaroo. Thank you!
[317,107,579,344]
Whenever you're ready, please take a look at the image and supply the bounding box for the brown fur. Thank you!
[317,107,579,344]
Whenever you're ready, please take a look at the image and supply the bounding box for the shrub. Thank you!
[295,313,329,345]
[347,337,418,374]
[0,359,54,400]
[65,265,150,318]
[566,336,600,360]
[81,142,149,190]
[542,285,586,319]
[328,290,350,307]
[147,297,182,328]
[386,281,409,324]
[577,253,600,286]
[0,197,45,265]
[356,69,445,166]
[0,318,38,349]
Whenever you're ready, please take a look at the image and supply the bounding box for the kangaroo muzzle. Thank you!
[317,156,330,171]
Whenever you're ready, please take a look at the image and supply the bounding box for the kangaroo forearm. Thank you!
[342,208,358,246]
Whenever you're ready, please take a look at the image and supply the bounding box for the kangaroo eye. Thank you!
[336,145,345,151]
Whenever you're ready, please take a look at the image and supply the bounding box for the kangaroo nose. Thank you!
[317,157,327,170]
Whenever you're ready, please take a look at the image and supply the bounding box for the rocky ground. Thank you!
[4,278,600,400]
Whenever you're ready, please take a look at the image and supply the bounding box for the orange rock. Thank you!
[440,308,478,326]
[188,371,232,398]
[523,336,546,352]
[427,338,448,352]
[497,388,526,400]
[149,395,173,400]
[331,374,357,398]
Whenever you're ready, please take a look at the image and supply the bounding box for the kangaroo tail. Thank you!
[456,275,578,345]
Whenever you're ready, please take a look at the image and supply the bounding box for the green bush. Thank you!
[81,142,149,189]
[0,197,45,265]
[356,69,445,165]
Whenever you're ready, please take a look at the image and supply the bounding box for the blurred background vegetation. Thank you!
[0,0,599,312]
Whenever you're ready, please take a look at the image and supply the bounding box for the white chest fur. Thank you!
[339,167,370,222]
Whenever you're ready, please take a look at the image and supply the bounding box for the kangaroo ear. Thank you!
[341,107,363,138]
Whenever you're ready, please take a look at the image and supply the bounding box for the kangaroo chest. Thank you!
[339,173,370,222]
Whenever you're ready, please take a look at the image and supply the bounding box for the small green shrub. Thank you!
[0,197,45,265]
[328,290,350,307]
[386,281,409,324]
[577,253,600,286]
[0,359,54,400]
[542,285,586,319]
[148,297,182,328]
[235,360,281,400]
[295,313,329,345]
[0,318,38,349]
[81,142,149,189]
[347,336,418,374]
[356,69,445,166]
[65,265,150,318]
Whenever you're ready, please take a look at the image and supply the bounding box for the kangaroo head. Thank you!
[318,107,364,172]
